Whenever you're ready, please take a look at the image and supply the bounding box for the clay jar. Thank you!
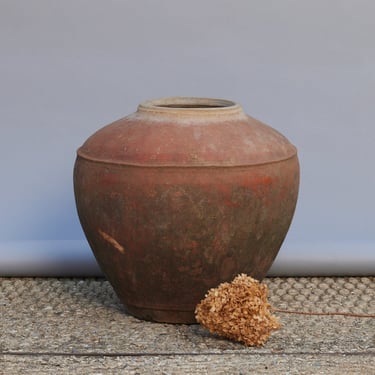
[73,97,299,323]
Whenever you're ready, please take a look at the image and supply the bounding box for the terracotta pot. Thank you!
[73,97,299,323]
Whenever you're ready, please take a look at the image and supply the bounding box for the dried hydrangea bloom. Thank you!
[195,274,281,346]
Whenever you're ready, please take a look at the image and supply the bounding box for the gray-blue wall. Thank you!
[1,1,374,275]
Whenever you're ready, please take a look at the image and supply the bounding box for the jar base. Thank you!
[126,304,197,324]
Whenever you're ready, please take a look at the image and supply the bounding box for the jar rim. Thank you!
[137,97,245,119]
[140,97,237,109]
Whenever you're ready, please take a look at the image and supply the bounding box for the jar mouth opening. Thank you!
[136,97,246,122]
[157,104,227,109]
[139,97,239,111]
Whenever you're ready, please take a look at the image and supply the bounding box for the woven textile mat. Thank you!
[1,277,374,374]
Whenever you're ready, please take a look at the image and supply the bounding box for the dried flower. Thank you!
[195,274,281,346]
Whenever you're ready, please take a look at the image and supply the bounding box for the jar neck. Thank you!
[136,97,247,122]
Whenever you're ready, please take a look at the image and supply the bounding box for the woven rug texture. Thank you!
[1,277,374,374]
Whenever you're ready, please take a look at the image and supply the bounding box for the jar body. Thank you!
[73,97,299,323]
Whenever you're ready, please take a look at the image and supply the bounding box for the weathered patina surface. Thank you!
[74,97,299,323]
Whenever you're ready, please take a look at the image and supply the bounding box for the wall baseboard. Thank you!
[0,240,373,277]
[0,241,101,277]
[269,241,374,276]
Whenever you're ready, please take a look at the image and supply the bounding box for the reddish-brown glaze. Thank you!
[74,97,299,323]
